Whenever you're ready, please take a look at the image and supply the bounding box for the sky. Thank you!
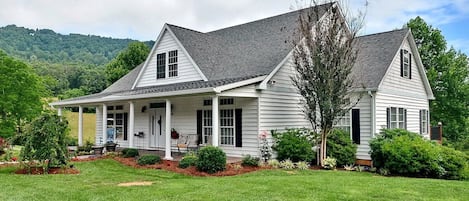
[0,0,468,54]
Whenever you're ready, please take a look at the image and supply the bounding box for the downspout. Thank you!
[368,91,376,137]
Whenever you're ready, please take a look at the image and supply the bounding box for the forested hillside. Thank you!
[0,25,154,97]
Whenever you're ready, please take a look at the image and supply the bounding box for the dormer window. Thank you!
[156,50,178,79]
[400,49,411,79]
[156,53,166,79]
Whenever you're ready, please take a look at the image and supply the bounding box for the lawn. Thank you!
[0,159,468,201]
[65,111,96,143]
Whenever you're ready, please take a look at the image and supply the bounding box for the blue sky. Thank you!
[0,0,468,54]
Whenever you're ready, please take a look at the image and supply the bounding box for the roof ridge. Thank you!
[358,28,408,38]
[166,23,204,34]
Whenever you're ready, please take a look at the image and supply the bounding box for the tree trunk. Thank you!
[319,130,327,167]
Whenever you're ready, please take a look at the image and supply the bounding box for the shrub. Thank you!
[65,136,78,146]
[370,129,469,180]
[279,159,295,169]
[137,154,160,165]
[20,113,69,172]
[122,148,139,158]
[241,155,260,167]
[196,146,226,173]
[296,161,310,170]
[179,153,198,169]
[322,157,337,169]
[327,129,357,166]
[267,159,280,168]
[272,129,316,162]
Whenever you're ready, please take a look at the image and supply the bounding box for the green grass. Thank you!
[64,111,96,143]
[1,159,468,201]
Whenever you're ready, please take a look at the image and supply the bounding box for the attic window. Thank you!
[401,49,411,79]
[156,53,166,79]
[168,50,178,77]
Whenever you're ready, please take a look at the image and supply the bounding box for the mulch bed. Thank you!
[14,167,80,175]
[114,157,269,177]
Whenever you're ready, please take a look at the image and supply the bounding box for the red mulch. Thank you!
[15,167,80,175]
[113,157,269,177]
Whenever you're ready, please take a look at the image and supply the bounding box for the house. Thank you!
[50,2,434,161]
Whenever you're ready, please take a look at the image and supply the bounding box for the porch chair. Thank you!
[176,135,190,153]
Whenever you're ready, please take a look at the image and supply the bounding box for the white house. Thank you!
[51,3,434,161]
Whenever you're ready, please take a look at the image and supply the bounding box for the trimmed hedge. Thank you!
[122,148,139,158]
[196,146,226,173]
[272,129,315,162]
[241,155,260,167]
[370,129,469,180]
[179,153,198,169]
[327,129,357,166]
[137,154,160,165]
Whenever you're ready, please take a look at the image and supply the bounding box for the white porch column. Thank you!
[102,103,107,145]
[57,107,62,116]
[164,99,173,160]
[212,96,219,147]
[128,101,135,148]
[78,105,83,146]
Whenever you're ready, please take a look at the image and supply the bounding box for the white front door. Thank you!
[149,108,166,148]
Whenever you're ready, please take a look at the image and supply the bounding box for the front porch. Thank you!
[59,95,259,160]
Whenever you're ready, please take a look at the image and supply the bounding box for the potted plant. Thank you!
[171,128,179,139]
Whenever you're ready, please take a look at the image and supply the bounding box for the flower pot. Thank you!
[171,131,179,139]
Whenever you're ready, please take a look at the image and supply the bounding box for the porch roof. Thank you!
[51,75,264,107]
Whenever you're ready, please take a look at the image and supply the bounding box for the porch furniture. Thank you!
[177,134,199,153]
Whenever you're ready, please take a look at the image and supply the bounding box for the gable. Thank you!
[134,28,205,88]
[378,35,431,99]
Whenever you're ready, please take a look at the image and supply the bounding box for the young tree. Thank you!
[105,41,150,85]
[0,50,45,138]
[406,17,469,142]
[291,1,364,166]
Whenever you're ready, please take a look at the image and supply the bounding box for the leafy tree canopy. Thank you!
[105,41,150,84]
[0,50,45,138]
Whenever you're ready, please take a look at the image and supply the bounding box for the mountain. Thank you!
[0,24,154,66]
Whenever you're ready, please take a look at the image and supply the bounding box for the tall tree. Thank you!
[105,41,150,84]
[406,17,469,142]
[291,1,364,166]
[0,50,45,138]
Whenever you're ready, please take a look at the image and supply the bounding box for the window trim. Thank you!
[168,50,178,77]
[220,109,235,146]
[420,109,429,135]
[156,53,166,79]
[388,107,407,129]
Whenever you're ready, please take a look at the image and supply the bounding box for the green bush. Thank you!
[272,129,315,162]
[241,155,260,167]
[327,129,357,166]
[196,146,226,173]
[122,148,139,158]
[370,129,469,180]
[65,136,78,146]
[137,154,160,165]
[20,113,69,172]
[179,153,198,169]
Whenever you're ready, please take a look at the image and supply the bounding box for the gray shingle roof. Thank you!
[102,63,144,93]
[351,28,409,89]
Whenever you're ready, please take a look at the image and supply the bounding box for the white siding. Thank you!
[259,58,310,132]
[136,29,204,88]
[352,95,372,160]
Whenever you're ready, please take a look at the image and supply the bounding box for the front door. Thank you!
[149,108,166,148]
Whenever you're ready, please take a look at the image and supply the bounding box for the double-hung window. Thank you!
[156,53,166,79]
[156,50,178,79]
[220,109,235,145]
[387,107,407,129]
[168,50,178,77]
[420,109,429,134]
[202,110,212,144]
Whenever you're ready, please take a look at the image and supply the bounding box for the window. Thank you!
[203,99,212,106]
[202,110,212,144]
[168,50,178,77]
[115,105,124,110]
[107,106,114,111]
[107,112,128,141]
[401,49,411,79]
[156,53,166,79]
[220,109,235,145]
[420,109,429,134]
[220,98,234,105]
[334,111,351,133]
[387,107,407,129]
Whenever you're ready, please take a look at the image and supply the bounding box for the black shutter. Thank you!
[124,113,128,141]
[409,53,412,79]
[386,108,390,129]
[400,49,404,77]
[197,110,202,145]
[352,109,360,144]
[419,110,422,134]
[404,109,407,130]
[235,109,242,147]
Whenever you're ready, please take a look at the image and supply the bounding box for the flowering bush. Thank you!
[268,159,280,168]
[279,159,295,170]
[259,131,272,162]
[296,161,310,170]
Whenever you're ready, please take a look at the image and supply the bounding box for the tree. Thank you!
[406,17,469,142]
[0,50,45,138]
[20,113,69,173]
[291,1,364,166]
[105,41,150,84]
